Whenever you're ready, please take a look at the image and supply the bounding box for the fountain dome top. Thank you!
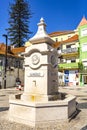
[29,17,54,45]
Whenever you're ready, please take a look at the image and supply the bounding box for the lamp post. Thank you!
[2,34,8,89]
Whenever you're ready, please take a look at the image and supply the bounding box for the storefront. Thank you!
[64,70,79,86]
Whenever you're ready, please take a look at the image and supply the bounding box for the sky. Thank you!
[0,0,87,44]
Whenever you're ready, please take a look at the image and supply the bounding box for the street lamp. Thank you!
[2,34,8,89]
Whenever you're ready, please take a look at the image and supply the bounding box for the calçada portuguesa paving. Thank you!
[0,86,87,130]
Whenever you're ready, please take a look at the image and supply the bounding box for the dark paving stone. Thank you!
[0,95,6,97]
[77,103,87,109]
[81,125,87,130]
[83,91,87,93]
[76,95,87,97]
[0,107,9,112]
[81,98,87,101]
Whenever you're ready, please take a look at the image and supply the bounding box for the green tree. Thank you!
[7,0,32,47]
[78,62,83,72]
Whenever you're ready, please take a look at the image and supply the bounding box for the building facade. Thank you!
[49,16,87,87]
[78,17,87,86]
[0,44,25,88]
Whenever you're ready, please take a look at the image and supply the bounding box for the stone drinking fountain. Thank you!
[9,18,76,127]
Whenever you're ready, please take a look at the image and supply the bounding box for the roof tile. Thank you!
[78,16,87,27]
[11,47,25,54]
[53,34,78,48]
[49,30,74,37]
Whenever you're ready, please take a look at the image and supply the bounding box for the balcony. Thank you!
[58,62,79,70]
[62,48,79,58]
[62,47,78,54]
[58,47,79,58]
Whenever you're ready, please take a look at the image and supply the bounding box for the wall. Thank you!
[1,68,24,88]
[51,31,77,42]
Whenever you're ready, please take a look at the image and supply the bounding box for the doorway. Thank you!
[83,75,87,85]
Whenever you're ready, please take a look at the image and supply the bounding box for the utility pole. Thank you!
[2,34,8,89]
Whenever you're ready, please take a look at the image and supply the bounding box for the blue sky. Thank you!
[0,0,87,44]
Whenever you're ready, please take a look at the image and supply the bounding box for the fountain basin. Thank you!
[9,94,76,127]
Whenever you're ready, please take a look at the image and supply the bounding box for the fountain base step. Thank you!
[9,94,76,127]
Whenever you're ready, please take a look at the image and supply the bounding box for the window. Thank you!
[82,43,87,52]
[61,38,63,41]
[0,60,2,66]
[61,59,66,63]
[66,45,71,48]
[71,59,76,63]
[81,28,87,37]
[55,38,58,42]
[68,35,71,39]
[57,47,60,50]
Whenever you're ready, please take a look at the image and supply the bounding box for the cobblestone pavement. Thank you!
[0,87,87,130]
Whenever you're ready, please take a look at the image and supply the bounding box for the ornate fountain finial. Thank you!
[37,17,46,29]
[29,18,54,45]
[40,17,44,23]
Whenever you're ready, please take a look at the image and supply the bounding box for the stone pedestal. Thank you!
[21,41,58,102]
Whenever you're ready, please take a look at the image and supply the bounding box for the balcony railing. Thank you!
[61,47,78,54]
[58,62,79,70]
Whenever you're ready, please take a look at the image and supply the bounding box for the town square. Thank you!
[0,0,87,129]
